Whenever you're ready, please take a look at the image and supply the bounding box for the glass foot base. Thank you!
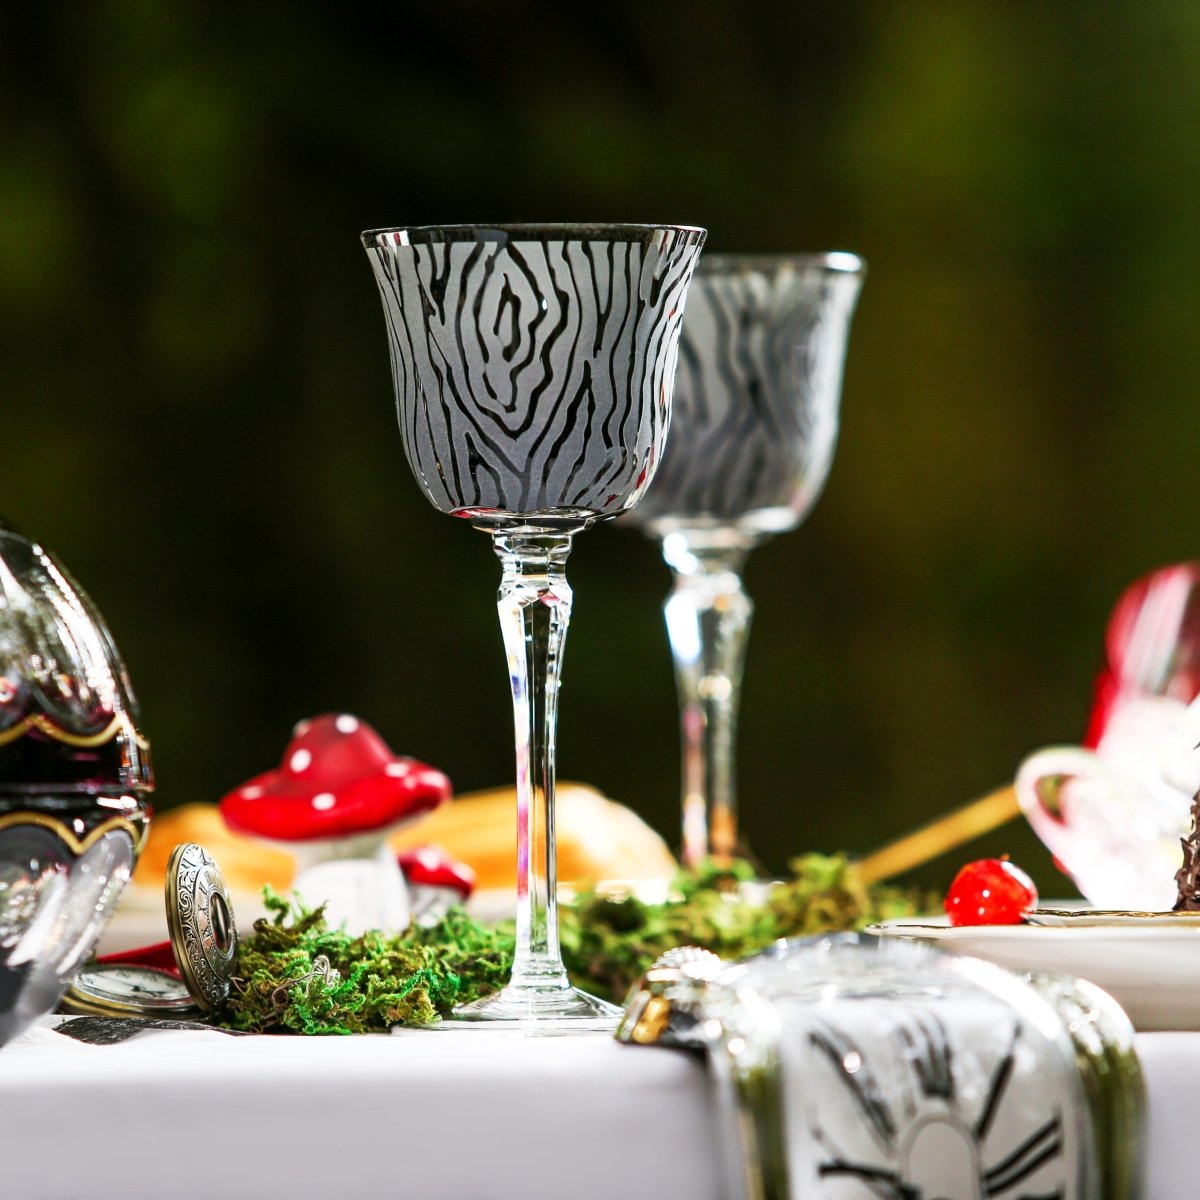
[429,985,622,1035]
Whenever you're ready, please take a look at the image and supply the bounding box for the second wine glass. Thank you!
[626,253,865,868]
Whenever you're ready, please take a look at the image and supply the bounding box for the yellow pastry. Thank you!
[132,783,677,896]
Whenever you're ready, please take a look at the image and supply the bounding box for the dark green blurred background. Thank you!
[4,2,1199,893]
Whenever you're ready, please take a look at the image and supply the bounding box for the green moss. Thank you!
[219,888,515,1035]
[560,854,931,1004]
[218,857,929,1034]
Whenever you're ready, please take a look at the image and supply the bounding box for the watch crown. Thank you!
[616,944,724,1047]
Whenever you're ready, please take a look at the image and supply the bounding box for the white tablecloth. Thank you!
[0,1022,1188,1199]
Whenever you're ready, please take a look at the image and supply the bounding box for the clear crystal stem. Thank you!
[662,530,755,868]
[494,530,574,992]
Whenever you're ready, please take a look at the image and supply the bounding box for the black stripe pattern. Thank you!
[796,998,1074,1198]
[362,224,706,529]
[630,253,864,533]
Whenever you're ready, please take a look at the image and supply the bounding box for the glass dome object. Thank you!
[619,934,1138,1199]
[0,516,152,1047]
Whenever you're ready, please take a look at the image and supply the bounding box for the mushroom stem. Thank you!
[408,886,457,927]
[259,834,412,934]
[494,531,574,994]
[282,833,395,874]
[289,839,410,934]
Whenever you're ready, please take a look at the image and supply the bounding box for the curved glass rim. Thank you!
[361,222,707,247]
[698,251,865,276]
[0,515,33,543]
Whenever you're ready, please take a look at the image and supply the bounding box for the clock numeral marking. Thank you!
[896,1011,955,1102]
[817,1158,918,1200]
[810,1021,897,1146]
[983,1115,1063,1195]
[975,1021,1021,1140]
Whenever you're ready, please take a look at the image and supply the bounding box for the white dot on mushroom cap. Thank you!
[335,715,359,734]
[290,749,313,773]
[385,762,408,777]
[312,793,336,811]
[241,785,264,800]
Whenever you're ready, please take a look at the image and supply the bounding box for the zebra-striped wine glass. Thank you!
[626,253,865,869]
[362,223,705,1030]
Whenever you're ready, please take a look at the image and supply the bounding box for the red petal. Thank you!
[1105,562,1200,701]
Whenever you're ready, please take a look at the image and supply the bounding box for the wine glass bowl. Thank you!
[631,252,865,540]
[362,223,706,534]
[626,252,865,867]
[362,223,705,1028]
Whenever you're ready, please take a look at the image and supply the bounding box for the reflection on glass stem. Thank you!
[494,530,574,995]
[662,529,755,867]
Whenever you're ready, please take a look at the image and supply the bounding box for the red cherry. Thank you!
[944,858,1038,927]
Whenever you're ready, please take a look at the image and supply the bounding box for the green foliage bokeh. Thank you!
[4,1,1199,893]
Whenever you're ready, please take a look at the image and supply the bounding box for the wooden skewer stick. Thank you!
[856,785,1022,885]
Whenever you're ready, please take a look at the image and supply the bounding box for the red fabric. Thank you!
[96,940,182,978]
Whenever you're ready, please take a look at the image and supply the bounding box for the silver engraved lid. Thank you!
[165,843,238,1012]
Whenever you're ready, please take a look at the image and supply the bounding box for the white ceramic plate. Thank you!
[870,913,1200,1031]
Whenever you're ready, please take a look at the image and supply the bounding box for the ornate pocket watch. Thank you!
[60,843,238,1018]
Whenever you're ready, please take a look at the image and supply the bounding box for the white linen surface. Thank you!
[0,1022,1188,1199]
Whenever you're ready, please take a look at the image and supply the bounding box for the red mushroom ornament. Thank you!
[219,714,451,933]
[398,846,476,926]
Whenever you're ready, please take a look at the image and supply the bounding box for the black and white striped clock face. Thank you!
[779,993,1081,1200]
[365,226,705,525]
